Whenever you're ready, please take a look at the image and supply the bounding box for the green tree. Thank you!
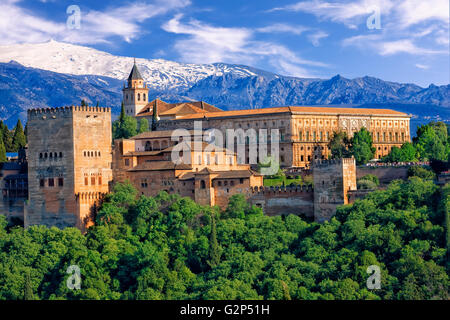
[414,123,448,161]
[208,212,221,268]
[329,131,351,159]
[23,272,34,300]
[138,118,149,134]
[112,102,138,139]
[0,130,6,163]
[407,166,435,180]
[12,119,27,151]
[0,122,13,152]
[351,127,375,165]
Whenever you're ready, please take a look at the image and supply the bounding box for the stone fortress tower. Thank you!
[25,106,112,232]
[122,59,149,116]
[312,158,357,222]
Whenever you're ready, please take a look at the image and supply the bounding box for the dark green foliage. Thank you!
[12,119,26,152]
[329,131,351,159]
[413,122,449,161]
[383,142,417,162]
[407,166,436,180]
[0,179,448,300]
[138,118,149,134]
[112,102,138,140]
[351,127,376,165]
[0,135,6,163]
[0,121,13,152]
[23,272,34,300]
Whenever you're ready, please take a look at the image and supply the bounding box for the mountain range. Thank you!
[0,40,448,129]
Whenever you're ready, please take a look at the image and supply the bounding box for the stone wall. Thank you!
[249,186,314,217]
[357,166,409,185]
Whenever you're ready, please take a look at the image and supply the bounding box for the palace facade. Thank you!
[124,62,411,168]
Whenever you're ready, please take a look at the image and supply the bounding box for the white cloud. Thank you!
[308,31,329,46]
[270,0,394,29]
[378,40,446,55]
[415,64,429,69]
[342,35,447,56]
[271,0,449,57]
[162,15,327,77]
[0,0,190,45]
[256,23,309,35]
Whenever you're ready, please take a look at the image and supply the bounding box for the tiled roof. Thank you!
[136,99,222,117]
[128,161,192,172]
[159,103,206,116]
[178,169,256,180]
[171,106,409,120]
[131,129,199,140]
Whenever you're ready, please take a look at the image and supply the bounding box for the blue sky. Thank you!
[0,0,449,86]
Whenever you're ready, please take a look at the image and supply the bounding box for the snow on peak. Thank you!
[0,40,257,91]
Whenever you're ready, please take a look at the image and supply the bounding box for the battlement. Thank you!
[312,157,355,168]
[250,184,313,195]
[27,106,111,119]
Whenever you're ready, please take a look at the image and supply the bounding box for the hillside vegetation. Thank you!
[0,177,448,300]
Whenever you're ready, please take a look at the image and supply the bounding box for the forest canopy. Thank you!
[0,177,448,300]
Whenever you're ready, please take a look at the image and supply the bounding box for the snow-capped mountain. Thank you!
[0,40,261,92]
[0,40,448,129]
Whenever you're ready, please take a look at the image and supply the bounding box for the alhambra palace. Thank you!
[0,63,413,231]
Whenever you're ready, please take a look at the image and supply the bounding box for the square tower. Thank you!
[25,106,112,232]
[312,158,357,222]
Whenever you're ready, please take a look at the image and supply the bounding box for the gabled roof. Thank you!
[128,61,143,81]
[159,103,206,116]
[136,99,222,117]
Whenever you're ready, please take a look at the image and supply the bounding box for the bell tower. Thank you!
[122,59,149,116]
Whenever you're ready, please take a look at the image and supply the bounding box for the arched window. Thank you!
[200,180,206,189]
[39,153,43,159]
[138,93,141,101]
[143,93,146,101]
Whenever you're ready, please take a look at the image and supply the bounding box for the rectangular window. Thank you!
[98,177,102,185]
[313,131,316,141]
[319,131,323,141]
[240,178,244,184]
[125,159,130,166]
[85,177,88,186]
[91,177,95,185]
[401,132,405,141]
[299,131,303,141]
[326,132,329,141]
[40,179,45,187]
[306,131,309,141]
[48,178,54,187]
[58,178,64,187]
